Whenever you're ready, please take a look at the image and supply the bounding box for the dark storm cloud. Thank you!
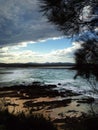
[0,0,62,47]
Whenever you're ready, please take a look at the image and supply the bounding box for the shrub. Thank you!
[0,110,57,130]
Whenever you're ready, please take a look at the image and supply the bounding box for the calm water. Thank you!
[0,67,97,97]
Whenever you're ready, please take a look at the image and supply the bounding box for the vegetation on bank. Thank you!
[0,109,57,130]
[0,109,98,130]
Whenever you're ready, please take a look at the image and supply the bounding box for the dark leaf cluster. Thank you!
[39,0,98,36]
[74,38,98,80]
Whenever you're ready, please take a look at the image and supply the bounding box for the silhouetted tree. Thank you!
[40,0,98,36]
[39,0,98,92]
[74,37,98,92]
[75,38,98,65]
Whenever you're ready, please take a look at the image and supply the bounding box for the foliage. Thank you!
[39,0,98,92]
[74,37,98,92]
[0,109,57,130]
[74,38,98,77]
[64,115,98,130]
[75,38,98,62]
[39,0,98,36]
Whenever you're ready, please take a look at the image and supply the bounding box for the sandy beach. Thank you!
[0,82,98,130]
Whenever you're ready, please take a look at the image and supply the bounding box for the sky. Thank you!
[0,0,81,63]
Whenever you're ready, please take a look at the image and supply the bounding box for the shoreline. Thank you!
[0,82,98,130]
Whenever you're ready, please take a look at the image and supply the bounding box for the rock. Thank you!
[77,97,95,104]
[58,83,61,85]
[67,110,78,113]
[46,84,57,88]
[32,81,41,85]
[77,104,80,106]
[65,90,81,96]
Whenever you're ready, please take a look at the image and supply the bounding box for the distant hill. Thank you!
[0,62,75,68]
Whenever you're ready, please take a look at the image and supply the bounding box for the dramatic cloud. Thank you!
[0,0,78,63]
[0,0,62,47]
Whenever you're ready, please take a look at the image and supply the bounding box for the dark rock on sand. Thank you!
[23,99,72,110]
[77,97,95,104]
[77,104,80,106]
[32,81,42,86]
[67,110,78,113]
[60,89,81,97]
[58,83,61,85]
[46,84,57,88]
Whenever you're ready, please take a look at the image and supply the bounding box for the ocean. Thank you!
[0,67,98,97]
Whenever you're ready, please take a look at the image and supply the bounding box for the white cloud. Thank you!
[0,41,80,63]
[47,41,81,57]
